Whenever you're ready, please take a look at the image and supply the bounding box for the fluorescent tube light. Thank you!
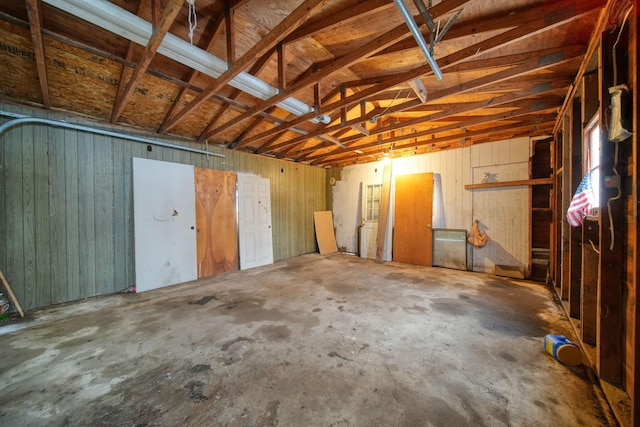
[42,0,314,117]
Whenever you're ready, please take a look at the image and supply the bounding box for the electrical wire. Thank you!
[612,6,633,87]
[372,89,411,122]
[187,0,197,46]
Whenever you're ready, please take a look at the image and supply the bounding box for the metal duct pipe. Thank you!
[0,112,225,158]
[393,0,443,80]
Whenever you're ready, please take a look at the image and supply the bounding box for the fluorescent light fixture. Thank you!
[393,0,443,80]
[43,0,314,117]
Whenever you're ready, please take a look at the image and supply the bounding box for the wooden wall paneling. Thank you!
[49,124,67,304]
[112,136,126,292]
[0,102,326,309]
[195,168,238,277]
[0,115,6,292]
[94,134,116,295]
[4,110,25,308]
[34,117,51,307]
[582,220,599,345]
[597,29,624,384]
[21,111,36,309]
[287,163,297,257]
[122,140,138,291]
[63,128,80,301]
[77,132,96,299]
[568,99,583,319]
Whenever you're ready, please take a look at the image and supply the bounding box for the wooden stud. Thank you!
[597,27,624,384]
[25,0,50,108]
[226,2,235,68]
[277,43,286,92]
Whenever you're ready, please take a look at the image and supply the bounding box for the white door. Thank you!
[360,181,382,259]
[238,174,274,270]
[133,157,198,292]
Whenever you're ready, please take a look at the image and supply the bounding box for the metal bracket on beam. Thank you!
[394,0,463,81]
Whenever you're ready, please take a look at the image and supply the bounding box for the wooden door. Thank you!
[393,172,434,266]
[195,168,238,278]
[133,158,197,292]
[237,175,274,270]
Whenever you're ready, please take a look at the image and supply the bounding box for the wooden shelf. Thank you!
[464,177,553,190]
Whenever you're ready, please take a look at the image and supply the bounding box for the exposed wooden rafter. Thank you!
[25,0,49,108]
[0,0,607,166]
[160,0,330,133]
[111,0,184,123]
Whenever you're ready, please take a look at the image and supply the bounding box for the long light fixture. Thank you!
[393,0,443,80]
[42,0,328,120]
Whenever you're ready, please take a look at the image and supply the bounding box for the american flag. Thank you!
[566,171,594,227]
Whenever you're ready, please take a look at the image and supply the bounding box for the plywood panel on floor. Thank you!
[313,211,338,255]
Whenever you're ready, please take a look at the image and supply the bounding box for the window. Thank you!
[365,184,382,221]
[584,116,600,215]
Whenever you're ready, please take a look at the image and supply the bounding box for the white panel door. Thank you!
[133,157,197,292]
[238,174,273,270]
[360,181,381,259]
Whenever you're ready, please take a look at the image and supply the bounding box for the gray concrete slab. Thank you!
[0,253,616,426]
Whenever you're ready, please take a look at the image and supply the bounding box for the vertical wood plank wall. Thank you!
[0,103,326,310]
[331,137,530,274]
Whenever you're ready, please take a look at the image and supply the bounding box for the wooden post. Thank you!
[375,161,392,263]
[568,99,583,318]
[631,1,639,425]
[0,268,25,317]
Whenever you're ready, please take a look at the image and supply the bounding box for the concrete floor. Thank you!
[1,253,615,426]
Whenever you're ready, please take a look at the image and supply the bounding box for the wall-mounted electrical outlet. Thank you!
[604,175,621,188]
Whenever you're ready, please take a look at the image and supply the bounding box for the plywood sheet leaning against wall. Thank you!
[314,211,338,255]
[195,168,238,278]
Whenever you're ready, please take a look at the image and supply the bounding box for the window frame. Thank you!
[583,114,600,217]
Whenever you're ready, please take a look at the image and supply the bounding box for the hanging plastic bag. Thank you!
[468,220,489,248]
